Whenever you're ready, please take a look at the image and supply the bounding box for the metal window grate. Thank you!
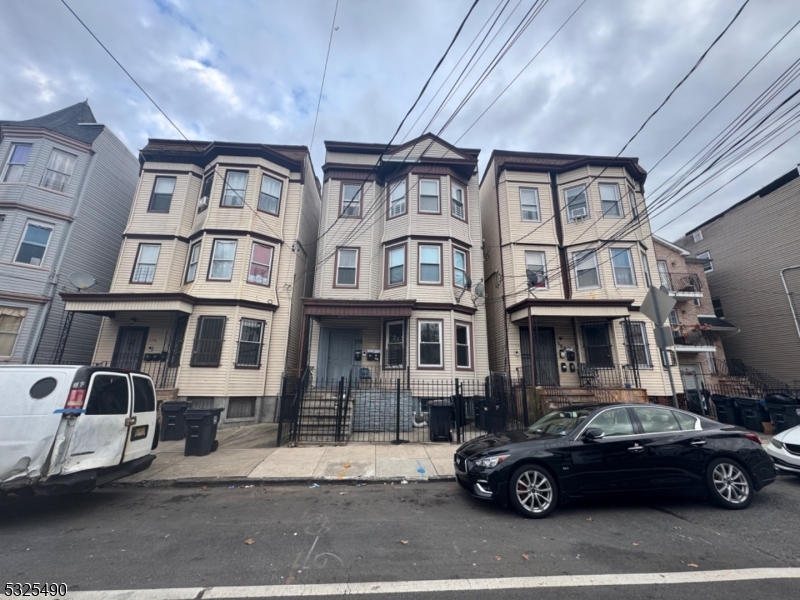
[227,396,256,419]
[188,396,214,410]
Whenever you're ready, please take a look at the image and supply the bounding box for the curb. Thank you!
[110,475,457,489]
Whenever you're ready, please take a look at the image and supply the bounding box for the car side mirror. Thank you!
[582,427,605,442]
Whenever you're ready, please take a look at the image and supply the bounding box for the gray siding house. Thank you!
[0,101,138,364]
[676,166,800,385]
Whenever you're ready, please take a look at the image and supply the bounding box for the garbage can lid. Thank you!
[161,401,189,411]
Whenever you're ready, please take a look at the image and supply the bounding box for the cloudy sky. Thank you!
[1,0,798,240]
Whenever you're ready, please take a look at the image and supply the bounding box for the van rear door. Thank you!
[124,375,158,462]
[60,371,130,474]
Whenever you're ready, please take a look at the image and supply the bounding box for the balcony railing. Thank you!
[95,353,179,389]
[660,272,702,295]
[578,363,642,389]
[672,329,716,348]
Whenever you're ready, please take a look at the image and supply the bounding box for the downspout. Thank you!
[549,172,571,299]
[780,265,800,345]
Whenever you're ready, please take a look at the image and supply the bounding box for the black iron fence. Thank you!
[95,354,178,389]
[660,271,702,294]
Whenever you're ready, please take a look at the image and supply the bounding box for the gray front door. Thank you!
[324,329,358,383]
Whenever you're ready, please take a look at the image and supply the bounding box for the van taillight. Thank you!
[66,389,86,409]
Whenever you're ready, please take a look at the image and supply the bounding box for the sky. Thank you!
[1,0,798,241]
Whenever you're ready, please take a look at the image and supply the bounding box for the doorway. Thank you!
[318,328,360,383]
[520,326,559,386]
[111,326,148,370]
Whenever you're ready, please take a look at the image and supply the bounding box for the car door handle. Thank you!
[691,439,707,447]
[627,443,644,453]
[125,416,137,426]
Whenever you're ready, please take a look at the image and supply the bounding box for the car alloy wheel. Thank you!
[514,468,554,515]
[712,462,750,504]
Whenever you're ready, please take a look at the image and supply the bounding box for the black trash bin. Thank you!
[486,396,507,434]
[710,394,742,426]
[765,394,800,433]
[428,399,453,442]
[474,397,488,431]
[160,401,189,441]
[734,397,770,433]
[184,408,225,456]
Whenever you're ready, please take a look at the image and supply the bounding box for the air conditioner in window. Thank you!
[390,202,405,217]
[570,207,587,220]
[522,209,537,221]
[199,195,209,208]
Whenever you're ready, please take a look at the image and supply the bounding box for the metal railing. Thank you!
[660,271,703,294]
[95,354,178,389]
[712,358,793,394]
[672,329,716,347]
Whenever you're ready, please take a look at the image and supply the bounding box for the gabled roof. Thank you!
[483,149,647,185]
[653,235,690,256]
[0,101,104,144]
[324,132,480,162]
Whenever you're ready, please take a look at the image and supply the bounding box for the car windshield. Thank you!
[527,408,595,436]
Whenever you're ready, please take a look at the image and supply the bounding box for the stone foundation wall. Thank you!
[352,389,413,432]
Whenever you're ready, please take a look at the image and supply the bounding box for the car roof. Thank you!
[555,402,684,411]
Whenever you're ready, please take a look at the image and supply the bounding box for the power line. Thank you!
[309,0,340,152]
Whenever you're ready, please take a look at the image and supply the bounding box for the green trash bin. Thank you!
[184,408,225,456]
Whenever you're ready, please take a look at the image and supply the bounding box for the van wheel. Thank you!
[707,457,753,509]
[508,465,558,519]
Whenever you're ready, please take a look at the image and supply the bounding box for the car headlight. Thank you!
[473,455,509,468]
[771,439,784,450]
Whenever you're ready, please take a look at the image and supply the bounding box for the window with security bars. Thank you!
[132,244,161,283]
[41,149,76,192]
[385,321,404,368]
[451,183,465,220]
[389,179,406,217]
[520,187,540,221]
[188,397,214,409]
[624,321,651,367]
[190,316,226,367]
[227,397,256,419]
[236,319,264,367]
[582,322,613,368]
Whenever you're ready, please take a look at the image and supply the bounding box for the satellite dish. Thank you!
[474,281,485,298]
[68,271,96,291]
[526,269,540,289]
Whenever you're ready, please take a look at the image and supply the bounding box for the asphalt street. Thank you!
[2,474,800,599]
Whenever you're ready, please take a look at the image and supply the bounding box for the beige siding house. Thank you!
[304,134,489,385]
[62,139,320,424]
[676,166,800,386]
[480,150,681,403]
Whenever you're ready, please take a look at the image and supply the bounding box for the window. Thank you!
[85,374,129,415]
[668,309,680,328]
[574,250,600,289]
[389,179,406,217]
[341,183,361,217]
[419,179,440,213]
[131,244,161,283]
[628,186,639,219]
[209,240,237,280]
[657,260,670,288]
[259,174,282,214]
[520,187,540,221]
[0,307,25,357]
[335,248,358,287]
[625,321,651,367]
[455,322,472,369]
[565,185,588,221]
[582,322,613,367]
[419,244,441,284]
[633,406,682,433]
[585,408,634,437]
[418,320,442,367]
[693,297,701,307]
[199,173,214,212]
[661,349,677,367]
[453,248,469,288]
[185,242,201,283]
[221,170,247,207]
[2,144,32,182]
[236,318,264,367]
[524,250,547,289]
[227,397,256,418]
[386,245,405,287]
[385,320,405,368]
[247,243,273,286]
[451,182,465,220]
[712,297,724,318]
[692,230,703,243]
[41,149,76,192]
[132,376,156,413]
[191,316,226,367]
[14,222,52,266]
[697,251,713,273]
[672,409,700,431]
[610,248,636,286]
[641,251,652,288]
[148,176,176,212]
[599,183,622,217]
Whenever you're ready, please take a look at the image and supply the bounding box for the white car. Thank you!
[766,425,800,476]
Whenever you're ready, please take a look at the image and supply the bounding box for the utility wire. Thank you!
[309,0,340,152]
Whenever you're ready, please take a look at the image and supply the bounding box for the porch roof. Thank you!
[508,298,634,322]
[61,292,277,316]
[303,298,416,317]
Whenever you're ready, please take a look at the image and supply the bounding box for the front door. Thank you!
[112,326,148,370]
[520,327,560,386]
[324,329,358,383]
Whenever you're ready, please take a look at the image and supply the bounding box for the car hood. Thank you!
[457,430,565,456]
[775,424,800,444]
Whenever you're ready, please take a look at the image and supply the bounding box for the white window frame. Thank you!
[451,182,466,221]
[2,143,33,183]
[131,243,161,283]
[697,251,713,273]
[335,248,359,287]
[258,174,282,215]
[40,148,77,193]
[692,230,703,242]
[236,318,265,367]
[519,187,540,222]
[628,186,639,219]
[341,183,361,217]
[455,322,472,370]
[418,244,442,284]
[599,183,623,218]
[247,242,274,287]
[221,170,248,207]
[418,320,443,368]
[209,239,237,280]
[389,179,406,218]
[565,185,589,221]
[573,250,600,290]
[524,250,548,289]
[640,251,652,288]
[453,248,469,288]
[387,245,405,287]
[626,321,652,368]
[185,241,201,283]
[0,307,26,358]
[384,320,405,369]
[610,247,637,287]
[14,221,53,266]
[419,179,440,213]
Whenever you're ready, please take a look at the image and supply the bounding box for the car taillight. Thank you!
[65,388,86,409]
[743,432,762,445]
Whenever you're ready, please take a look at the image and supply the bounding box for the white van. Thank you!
[0,365,158,499]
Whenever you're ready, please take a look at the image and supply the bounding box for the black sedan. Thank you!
[455,403,776,518]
